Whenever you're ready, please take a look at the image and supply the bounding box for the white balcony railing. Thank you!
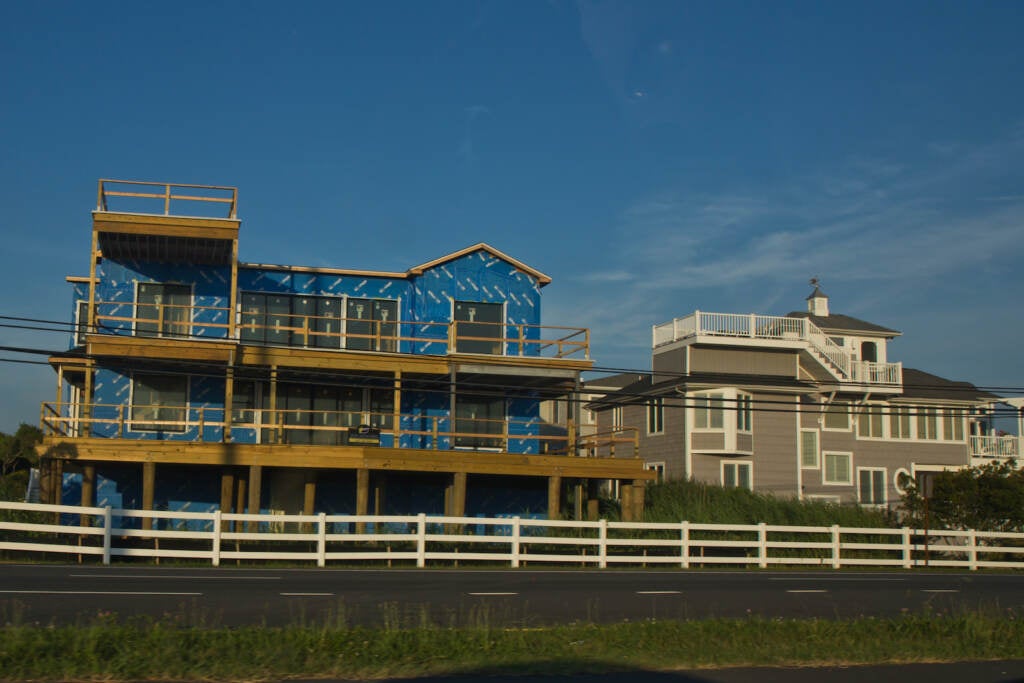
[652,311,902,386]
[970,435,1021,460]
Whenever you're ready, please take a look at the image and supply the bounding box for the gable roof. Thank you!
[238,242,552,285]
[409,243,552,286]
[785,311,901,337]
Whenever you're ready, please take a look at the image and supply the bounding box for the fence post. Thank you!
[317,513,327,568]
[831,525,841,569]
[680,521,690,569]
[968,529,978,571]
[598,518,608,569]
[416,513,427,568]
[758,522,768,569]
[901,527,912,569]
[101,506,112,566]
[212,510,222,567]
[511,516,521,568]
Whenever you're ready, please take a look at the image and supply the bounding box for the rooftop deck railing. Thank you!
[653,311,901,385]
[84,299,590,360]
[96,179,238,219]
[40,402,633,458]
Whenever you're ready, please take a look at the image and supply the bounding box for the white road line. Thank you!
[921,589,960,593]
[281,592,334,597]
[69,574,281,580]
[0,590,201,596]
[468,592,518,596]
[637,591,682,595]
[786,589,828,594]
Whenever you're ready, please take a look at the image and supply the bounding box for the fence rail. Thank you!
[3,501,1021,570]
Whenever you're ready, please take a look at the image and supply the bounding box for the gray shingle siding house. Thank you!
[590,288,1012,506]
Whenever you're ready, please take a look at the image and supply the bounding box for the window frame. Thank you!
[134,282,193,339]
[889,405,912,439]
[74,299,89,346]
[721,460,753,490]
[647,397,665,435]
[917,406,939,440]
[822,401,851,431]
[129,372,189,433]
[736,393,753,432]
[644,461,666,483]
[453,300,505,355]
[857,467,887,506]
[941,408,965,442]
[822,451,853,486]
[800,428,820,469]
[857,403,885,439]
[692,391,726,431]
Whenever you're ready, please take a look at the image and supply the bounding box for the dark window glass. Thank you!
[137,284,191,338]
[454,301,503,354]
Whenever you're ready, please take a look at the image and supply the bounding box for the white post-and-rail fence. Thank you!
[2,500,1021,570]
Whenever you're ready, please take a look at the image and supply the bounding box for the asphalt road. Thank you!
[3,565,1024,626]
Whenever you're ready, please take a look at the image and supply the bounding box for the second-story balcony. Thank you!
[970,435,1021,464]
[82,299,590,360]
[653,311,902,386]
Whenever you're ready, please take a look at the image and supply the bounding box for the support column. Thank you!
[373,473,386,515]
[268,367,279,444]
[356,468,370,533]
[303,471,317,516]
[392,370,402,446]
[141,462,156,531]
[631,479,646,522]
[572,480,585,521]
[81,464,96,525]
[220,469,235,531]
[228,238,239,339]
[223,365,234,443]
[451,472,467,518]
[620,483,635,522]
[247,465,262,515]
[235,473,247,533]
[547,475,562,520]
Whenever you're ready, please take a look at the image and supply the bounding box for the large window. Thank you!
[74,300,89,346]
[917,407,938,440]
[857,404,884,438]
[454,394,505,449]
[647,398,664,435]
[823,402,850,430]
[722,461,752,490]
[736,394,753,432]
[693,393,726,429]
[131,374,188,432]
[889,406,912,439]
[136,283,191,338]
[823,452,852,485]
[346,298,398,352]
[645,461,666,483]
[454,301,503,354]
[241,293,398,350]
[800,429,820,469]
[858,467,887,505]
[942,409,965,441]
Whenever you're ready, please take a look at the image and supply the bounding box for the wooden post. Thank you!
[247,465,262,516]
[235,474,247,533]
[373,473,386,515]
[392,370,402,446]
[586,498,599,521]
[573,480,584,521]
[547,475,562,520]
[356,468,370,533]
[452,472,467,518]
[220,469,235,529]
[620,484,634,522]
[141,462,156,531]
[81,464,96,526]
[268,367,278,444]
[304,471,317,516]
[82,365,94,436]
[223,365,234,443]
[632,479,646,522]
[228,238,238,339]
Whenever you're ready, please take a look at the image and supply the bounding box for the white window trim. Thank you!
[736,392,753,433]
[822,451,853,486]
[805,494,841,504]
[647,398,665,436]
[857,466,888,506]
[893,467,913,496]
[800,428,820,469]
[691,390,727,432]
[645,461,666,483]
[821,400,852,432]
[855,402,887,440]
[721,460,753,491]
[74,299,89,346]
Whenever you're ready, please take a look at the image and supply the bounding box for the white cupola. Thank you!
[806,280,829,317]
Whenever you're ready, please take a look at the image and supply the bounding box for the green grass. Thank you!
[2,609,1023,680]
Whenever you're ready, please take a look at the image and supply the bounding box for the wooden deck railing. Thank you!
[96,179,238,219]
[86,299,590,359]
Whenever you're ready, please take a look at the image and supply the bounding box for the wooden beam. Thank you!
[303,471,316,516]
[141,462,156,531]
[573,480,584,521]
[220,469,235,531]
[247,465,262,516]
[547,475,561,520]
[81,464,95,509]
[223,365,234,443]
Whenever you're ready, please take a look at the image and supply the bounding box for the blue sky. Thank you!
[1,1,1023,429]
